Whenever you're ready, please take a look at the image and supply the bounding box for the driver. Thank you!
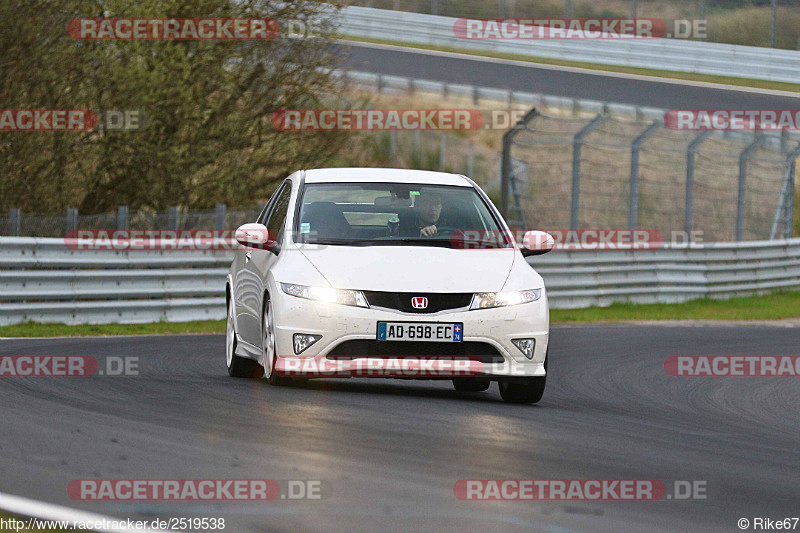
[400,191,443,237]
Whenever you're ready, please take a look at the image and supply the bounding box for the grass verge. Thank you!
[550,290,800,323]
[341,36,800,94]
[2,291,800,337]
[0,320,226,338]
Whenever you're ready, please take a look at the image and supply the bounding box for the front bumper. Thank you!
[271,289,549,379]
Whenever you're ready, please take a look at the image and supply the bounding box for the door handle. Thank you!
[245,252,252,263]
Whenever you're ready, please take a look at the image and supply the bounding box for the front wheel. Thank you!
[226,298,264,379]
[498,349,547,404]
[263,295,292,386]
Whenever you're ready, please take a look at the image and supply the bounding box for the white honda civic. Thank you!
[225,168,553,403]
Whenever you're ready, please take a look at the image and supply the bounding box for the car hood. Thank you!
[296,244,516,293]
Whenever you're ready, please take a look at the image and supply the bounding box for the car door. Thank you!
[235,179,293,347]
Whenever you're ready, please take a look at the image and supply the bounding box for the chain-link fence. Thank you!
[0,126,504,237]
[502,110,798,241]
[364,129,503,194]
[0,204,264,238]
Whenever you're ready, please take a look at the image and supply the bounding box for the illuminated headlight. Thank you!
[280,283,369,308]
[293,333,322,354]
[470,289,542,310]
[511,338,536,359]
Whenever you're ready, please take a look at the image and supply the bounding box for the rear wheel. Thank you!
[452,377,490,392]
[226,297,264,379]
[263,294,292,386]
[498,349,547,404]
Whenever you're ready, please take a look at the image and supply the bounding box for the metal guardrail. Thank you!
[335,68,668,121]
[338,6,800,84]
[530,239,800,308]
[2,237,800,324]
[0,238,230,325]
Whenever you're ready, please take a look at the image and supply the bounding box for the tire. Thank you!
[452,377,490,392]
[263,294,292,386]
[498,349,548,404]
[226,297,264,379]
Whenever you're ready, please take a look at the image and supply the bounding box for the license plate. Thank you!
[377,322,463,342]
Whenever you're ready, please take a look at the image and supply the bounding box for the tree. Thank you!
[0,0,347,214]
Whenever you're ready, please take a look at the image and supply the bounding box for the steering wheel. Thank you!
[423,225,459,238]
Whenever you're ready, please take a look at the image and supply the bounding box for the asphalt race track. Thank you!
[337,42,800,111]
[1,325,798,532]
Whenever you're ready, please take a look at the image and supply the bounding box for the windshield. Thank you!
[294,182,508,247]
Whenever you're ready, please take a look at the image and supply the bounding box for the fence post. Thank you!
[571,114,606,230]
[771,143,800,239]
[684,130,713,235]
[467,142,475,177]
[7,208,20,236]
[168,206,179,231]
[737,135,766,241]
[117,205,129,230]
[501,106,539,221]
[66,208,78,233]
[788,156,797,239]
[215,203,226,230]
[502,133,513,219]
[629,120,662,230]
[769,0,777,48]
[439,134,447,171]
[389,130,397,161]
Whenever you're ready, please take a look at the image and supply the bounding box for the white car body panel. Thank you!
[296,245,516,293]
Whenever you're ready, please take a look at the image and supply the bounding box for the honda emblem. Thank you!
[411,297,428,309]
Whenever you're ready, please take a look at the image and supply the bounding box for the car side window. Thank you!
[265,182,292,240]
[256,202,269,225]
[259,182,286,225]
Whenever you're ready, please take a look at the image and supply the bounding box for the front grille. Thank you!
[363,291,472,313]
[326,340,504,364]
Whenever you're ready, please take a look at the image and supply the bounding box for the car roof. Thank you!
[302,168,472,187]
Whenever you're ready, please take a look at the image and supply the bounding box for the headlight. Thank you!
[280,283,369,308]
[470,288,542,310]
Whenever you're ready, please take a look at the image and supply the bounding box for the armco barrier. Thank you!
[1,237,800,324]
[0,237,231,325]
[337,6,800,84]
[530,238,800,308]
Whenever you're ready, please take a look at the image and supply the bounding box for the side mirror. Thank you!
[520,230,555,257]
[235,223,279,253]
